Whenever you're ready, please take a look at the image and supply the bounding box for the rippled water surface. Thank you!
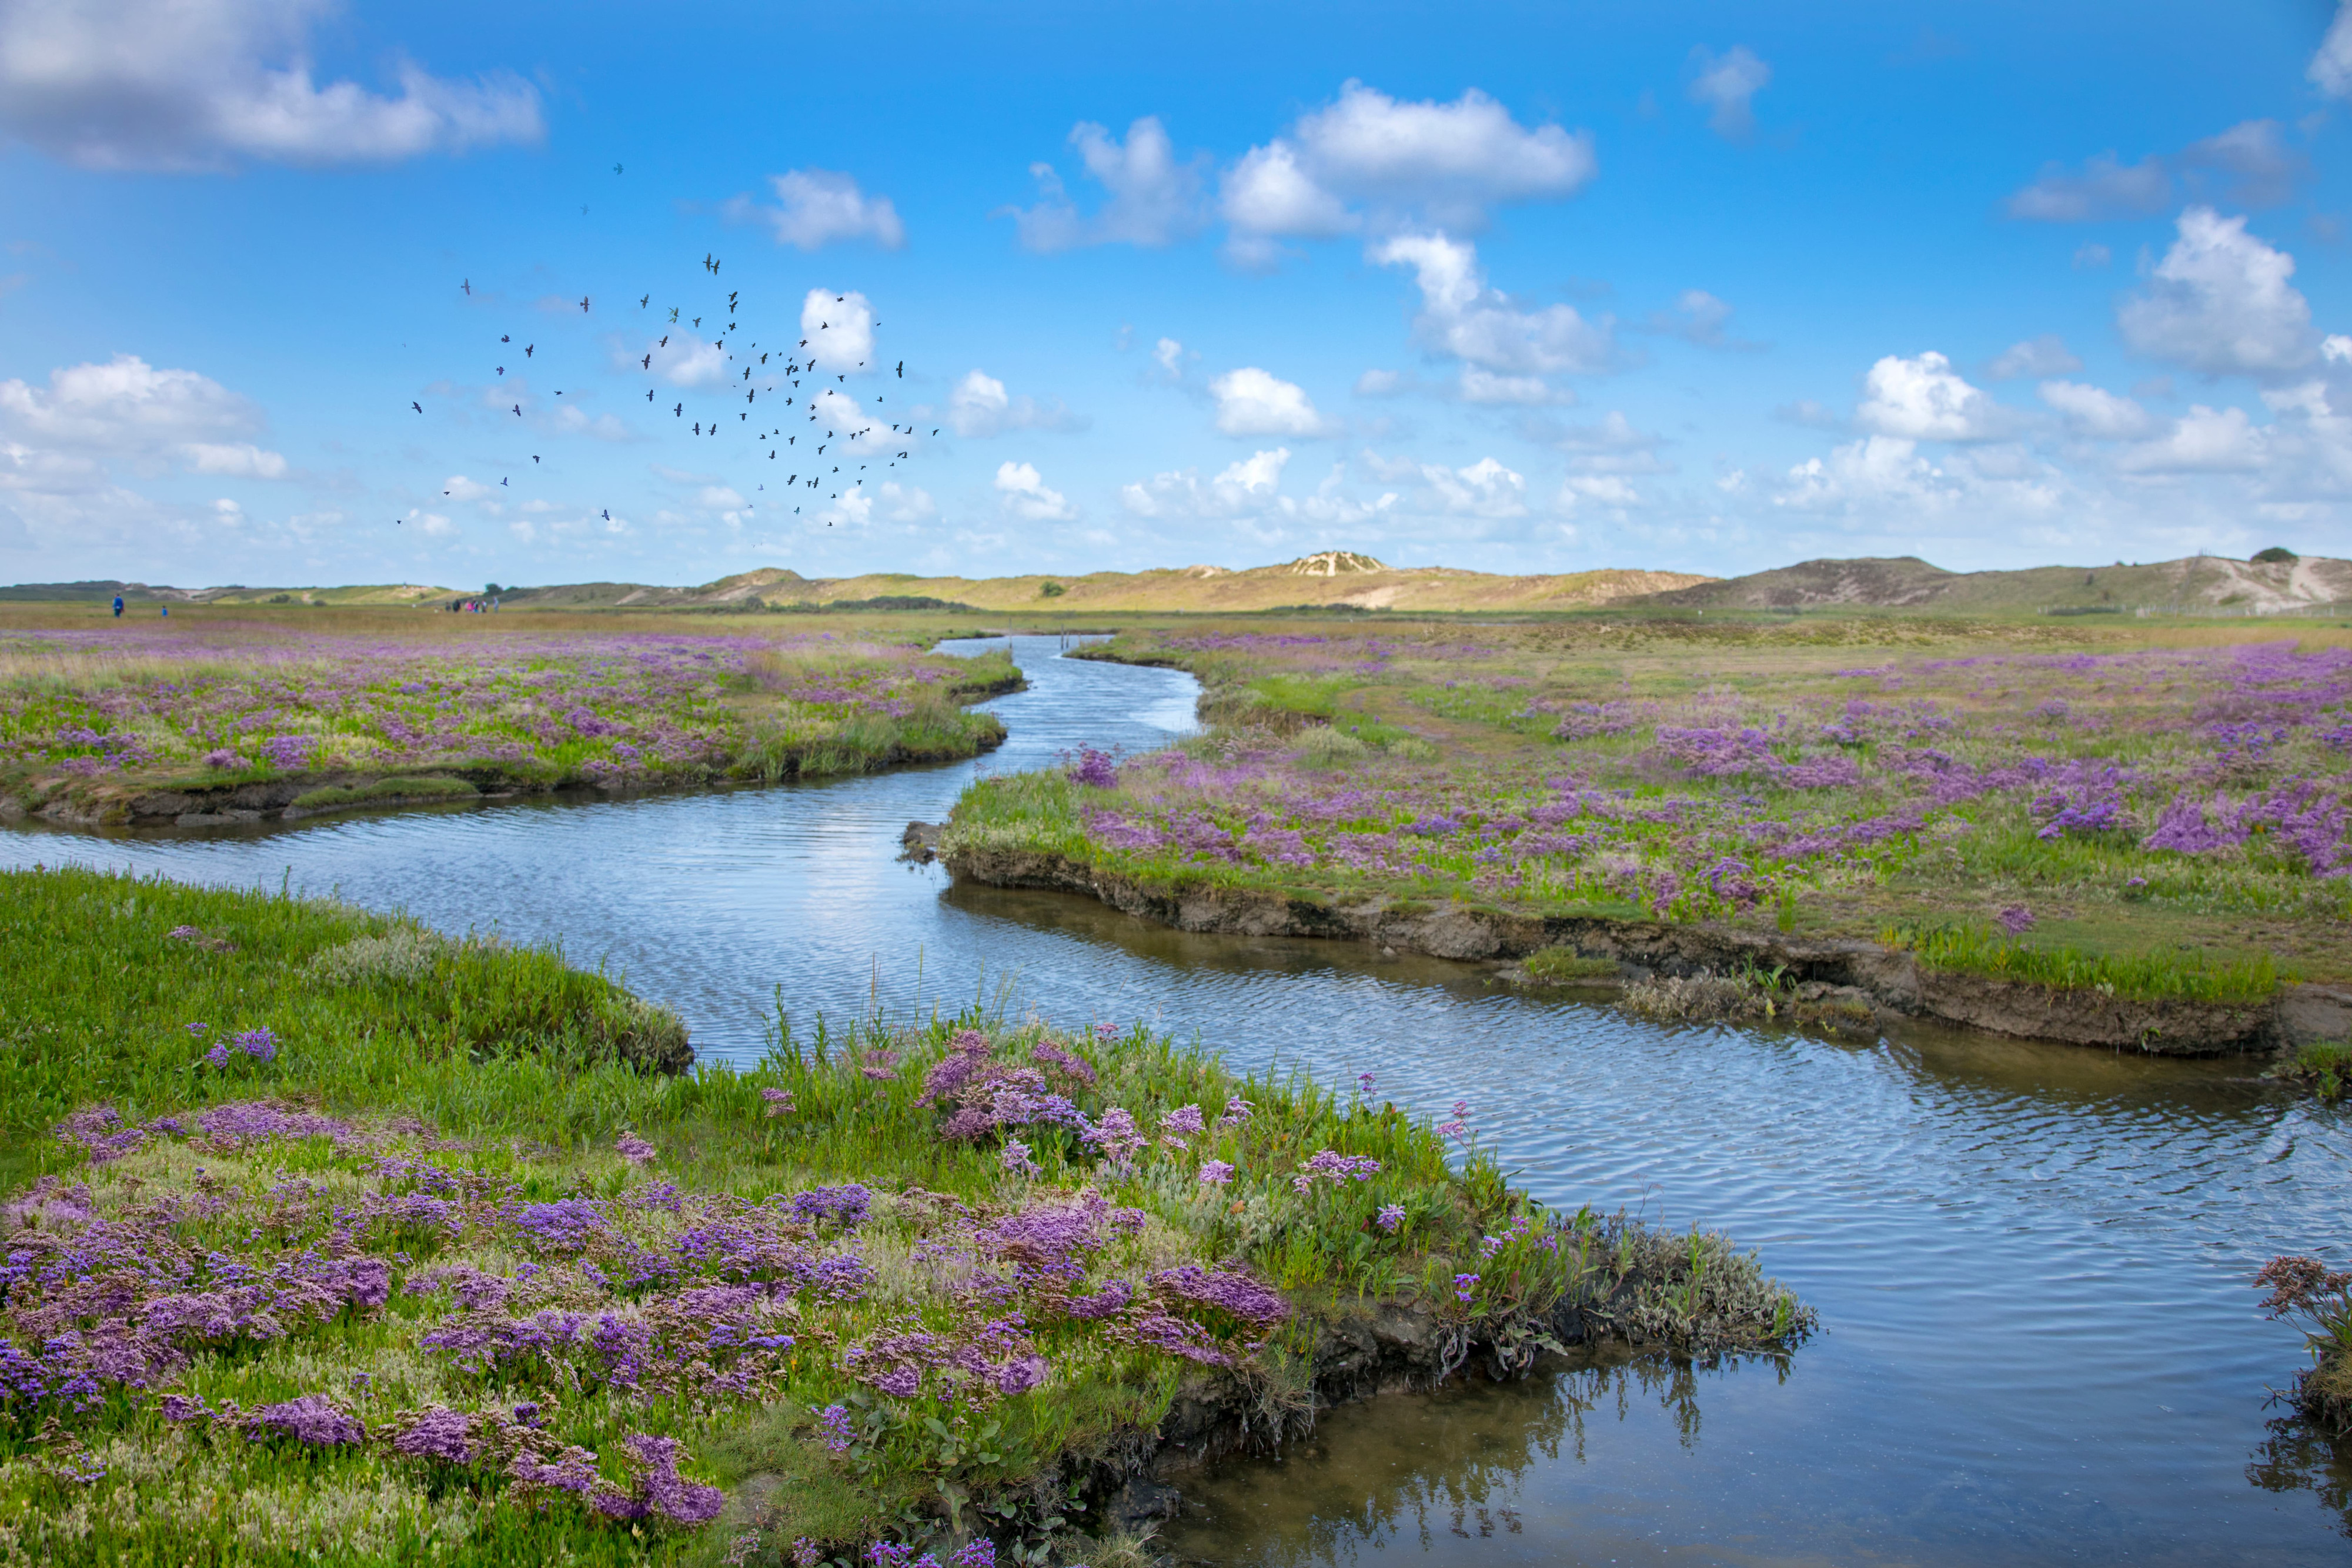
[8,636,2348,1564]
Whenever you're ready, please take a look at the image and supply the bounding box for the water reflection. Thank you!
[2250,1418,2352,1540]
[1164,1351,1762,1567]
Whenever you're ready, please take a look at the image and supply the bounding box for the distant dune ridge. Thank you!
[4,548,2347,614]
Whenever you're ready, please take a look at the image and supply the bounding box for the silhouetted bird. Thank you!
[462,279,472,295]
[411,402,422,413]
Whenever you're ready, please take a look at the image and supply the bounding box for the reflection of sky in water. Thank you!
[7,636,2350,1562]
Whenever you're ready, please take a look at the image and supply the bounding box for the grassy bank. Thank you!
[0,867,1811,1566]
[0,608,1017,825]
[944,614,2352,1005]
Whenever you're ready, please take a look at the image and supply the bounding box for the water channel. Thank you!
[6,634,2348,1564]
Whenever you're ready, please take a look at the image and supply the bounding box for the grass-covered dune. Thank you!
[0,867,1810,1566]
[0,608,1018,828]
[943,614,2352,1054]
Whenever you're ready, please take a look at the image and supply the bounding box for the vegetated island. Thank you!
[0,615,1018,828]
[0,865,1809,1565]
[939,599,2352,1062]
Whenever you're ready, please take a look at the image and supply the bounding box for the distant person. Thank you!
[160,606,168,618]
[111,595,122,617]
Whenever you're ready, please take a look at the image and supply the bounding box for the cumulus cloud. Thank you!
[1122,447,1291,518]
[0,0,542,170]
[1371,232,1615,376]
[1856,351,2007,440]
[1778,435,1955,512]
[1005,117,1205,252]
[2039,380,2155,439]
[1217,82,1593,262]
[2312,2,2352,99]
[947,370,1080,437]
[1687,46,1771,140]
[994,460,1077,520]
[801,287,877,372]
[1555,474,1642,509]
[2117,405,2266,472]
[741,169,905,250]
[0,353,290,482]
[1208,367,1339,437]
[1419,455,1528,517]
[2004,152,2169,222]
[1354,369,1409,397]
[1152,337,1186,379]
[1985,335,2082,381]
[2117,207,2314,376]
[1538,410,1668,474]
[643,333,726,387]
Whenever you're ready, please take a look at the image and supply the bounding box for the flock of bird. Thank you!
[415,223,941,533]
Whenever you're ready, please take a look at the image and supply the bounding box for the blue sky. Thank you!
[4,0,2351,589]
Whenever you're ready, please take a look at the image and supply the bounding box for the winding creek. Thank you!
[6,634,2348,1564]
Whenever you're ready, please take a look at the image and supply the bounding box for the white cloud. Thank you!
[0,353,260,447]
[2312,2,2352,99]
[1856,351,2006,440]
[994,460,1077,520]
[2004,152,2169,222]
[1354,369,1408,397]
[644,333,726,387]
[442,475,494,502]
[2117,207,2314,376]
[1152,337,1185,378]
[1778,435,1955,512]
[180,441,285,477]
[1649,288,1751,348]
[2073,243,2112,269]
[947,369,1079,437]
[2039,380,2155,439]
[744,169,905,250]
[801,288,877,373]
[1458,367,1564,404]
[876,481,935,522]
[1122,447,1291,518]
[2117,405,2265,472]
[1542,410,1668,473]
[1687,46,1771,140]
[1208,367,1339,437]
[0,0,542,171]
[1005,116,1204,252]
[1555,474,1642,509]
[1218,81,1594,258]
[1371,232,1615,375]
[1420,455,1527,517]
[1986,335,2082,380]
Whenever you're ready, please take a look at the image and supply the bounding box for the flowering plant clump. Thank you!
[0,865,1815,1564]
[951,623,2352,997]
[0,621,1017,813]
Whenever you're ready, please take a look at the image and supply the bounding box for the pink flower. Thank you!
[760,1087,796,1117]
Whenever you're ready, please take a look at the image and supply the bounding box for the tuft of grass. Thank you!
[1882,920,2284,1005]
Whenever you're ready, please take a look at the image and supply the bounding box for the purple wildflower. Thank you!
[1217,1096,1254,1127]
[1292,1149,1381,1193]
[1000,1139,1040,1177]
[1081,1108,1144,1166]
[1198,1161,1235,1186]
[184,1022,208,1035]
[203,1043,231,1068]
[1454,1272,1480,1303]
[1994,904,2035,936]
[391,1407,478,1463]
[616,1133,658,1166]
[1376,1203,1406,1232]
[760,1087,796,1116]
[232,1027,277,1062]
[816,1402,856,1456]
[241,1394,365,1446]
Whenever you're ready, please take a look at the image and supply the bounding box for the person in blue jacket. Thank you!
[112,594,123,617]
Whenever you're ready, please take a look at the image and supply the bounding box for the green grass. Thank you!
[1880,920,2286,1005]
[0,867,1811,1566]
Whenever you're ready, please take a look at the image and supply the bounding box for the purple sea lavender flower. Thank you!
[184,1022,208,1035]
[1454,1272,1480,1304]
[994,1354,1050,1396]
[1081,1107,1144,1166]
[241,1393,365,1446]
[1292,1149,1381,1193]
[1198,1161,1235,1186]
[760,1087,796,1116]
[202,748,239,768]
[1000,1139,1040,1178]
[1151,1265,1289,1326]
[1070,748,1120,788]
[391,1407,478,1463]
[1065,1280,1134,1319]
[859,1049,900,1081]
[789,1184,873,1228]
[1376,1203,1406,1233]
[593,1433,725,1526]
[232,1027,277,1062]
[1030,1039,1098,1085]
[816,1403,856,1455]
[616,1133,658,1166]
[1994,904,2035,936]
[203,1043,231,1068]
[1217,1096,1254,1128]
[1357,1072,1377,1095]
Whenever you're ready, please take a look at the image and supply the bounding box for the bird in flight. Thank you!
[526,345,534,357]
[513,404,522,416]
[642,354,652,370]
[579,297,590,313]
[603,509,611,520]
[897,361,903,377]
[532,455,540,463]
[639,294,649,308]
[501,477,509,487]
[462,279,472,295]
[410,402,422,413]
[614,163,623,175]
